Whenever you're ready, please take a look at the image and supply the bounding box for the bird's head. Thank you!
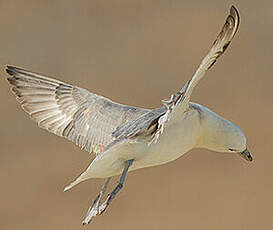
[223,123,253,162]
[197,105,253,162]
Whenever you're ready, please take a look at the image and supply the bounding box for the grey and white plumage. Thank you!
[113,5,240,143]
[6,6,252,224]
[7,66,150,155]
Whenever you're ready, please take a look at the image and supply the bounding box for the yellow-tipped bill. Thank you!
[239,148,253,162]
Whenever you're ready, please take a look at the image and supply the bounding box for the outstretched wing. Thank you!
[6,66,150,155]
[151,6,240,143]
[114,6,240,143]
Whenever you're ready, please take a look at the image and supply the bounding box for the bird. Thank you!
[6,6,252,225]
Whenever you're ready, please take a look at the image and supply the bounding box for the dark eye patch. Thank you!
[228,148,237,151]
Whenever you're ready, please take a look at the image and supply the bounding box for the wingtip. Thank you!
[5,65,22,78]
[230,5,240,28]
[230,5,239,15]
[212,5,240,49]
[5,65,14,76]
[6,64,14,70]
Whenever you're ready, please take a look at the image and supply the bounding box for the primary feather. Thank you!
[6,66,149,155]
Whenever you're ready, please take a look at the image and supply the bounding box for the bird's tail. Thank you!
[63,173,89,192]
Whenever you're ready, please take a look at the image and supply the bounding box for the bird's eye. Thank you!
[228,148,236,152]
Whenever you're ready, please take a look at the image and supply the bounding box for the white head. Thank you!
[196,105,253,162]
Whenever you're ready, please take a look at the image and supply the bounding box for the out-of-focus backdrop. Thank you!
[0,1,272,229]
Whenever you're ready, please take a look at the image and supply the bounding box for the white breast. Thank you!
[130,108,201,171]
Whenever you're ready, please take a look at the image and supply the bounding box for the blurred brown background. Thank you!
[0,0,272,229]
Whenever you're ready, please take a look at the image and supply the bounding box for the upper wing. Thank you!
[6,66,150,155]
[154,6,240,142]
[165,6,239,117]
[114,6,240,143]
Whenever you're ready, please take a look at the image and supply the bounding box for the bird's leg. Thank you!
[98,159,134,215]
[82,177,111,225]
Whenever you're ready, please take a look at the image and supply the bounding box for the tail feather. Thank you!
[64,177,85,192]
[63,169,91,191]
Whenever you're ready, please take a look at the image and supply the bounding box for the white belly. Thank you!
[132,111,200,171]
[81,108,201,179]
